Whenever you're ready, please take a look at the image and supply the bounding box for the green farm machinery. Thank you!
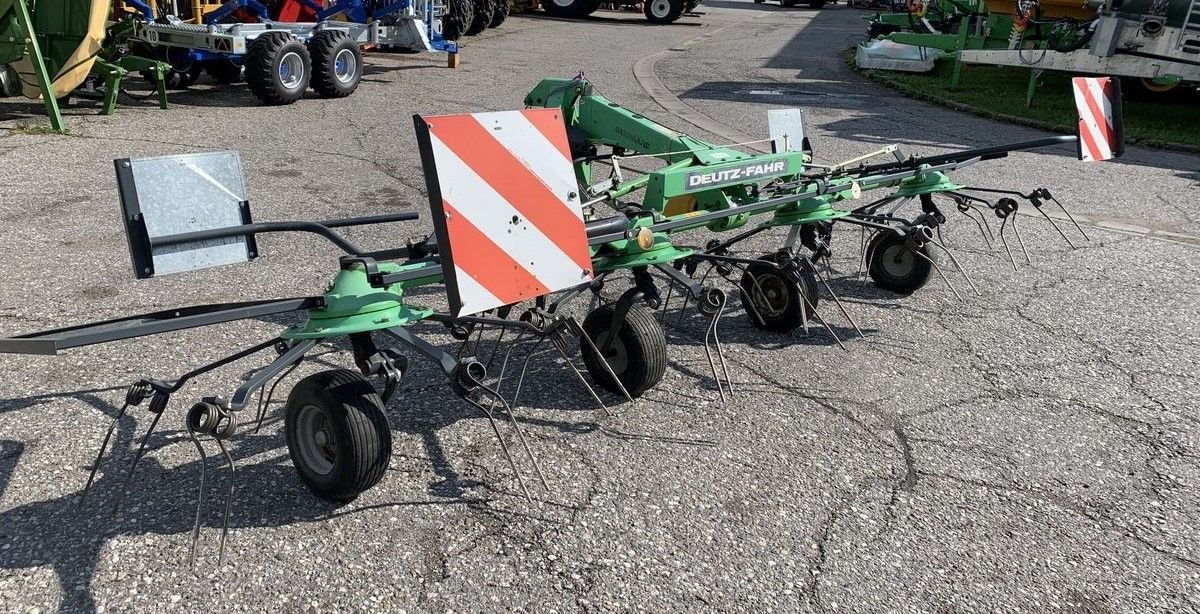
[0,74,1123,565]
[865,0,1200,101]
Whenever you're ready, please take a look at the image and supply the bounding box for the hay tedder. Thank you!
[0,74,1123,565]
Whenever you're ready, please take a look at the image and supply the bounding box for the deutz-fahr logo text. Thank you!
[685,160,790,189]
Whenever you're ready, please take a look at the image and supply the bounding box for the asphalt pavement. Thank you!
[1,3,1198,613]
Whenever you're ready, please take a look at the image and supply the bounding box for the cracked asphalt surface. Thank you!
[2,3,1199,612]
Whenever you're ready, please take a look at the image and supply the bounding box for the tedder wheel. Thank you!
[644,0,685,23]
[866,231,935,295]
[284,369,392,503]
[466,0,496,35]
[441,0,474,40]
[206,59,244,84]
[738,255,820,333]
[245,32,312,105]
[308,30,362,98]
[490,0,510,27]
[580,303,667,398]
[541,0,602,18]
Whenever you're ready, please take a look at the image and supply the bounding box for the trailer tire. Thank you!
[739,255,820,333]
[206,59,244,84]
[490,0,510,27]
[644,0,685,23]
[441,0,474,40]
[245,32,312,105]
[285,369,392,503]
[542,0,601,18]
[580,303,667,398]
[466,0,496,35]
[808,0,826,7]
[309,30,362,98]
[866,231,935,295]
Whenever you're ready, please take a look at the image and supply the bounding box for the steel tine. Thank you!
[468,395,534,502]
[935,223,947,248]
[510,336,548,409]
[973,205,997,243]
[707,291,734,396]
[732,262,771,330]
[483,384,550,492]
[255,361,301,434]
[701,294,728,402]
[1032,201,1076,249]
[998,216,1018,272]
[804,294,847,350]
[959,206,993,249]
[187,422,208,571]
[927,239,980,296]
[658,279,675,323]
[1050,195,1090,241]
[797,271,812,336]
[859,229,882,282]
[80,403,130,506]
[567,316,633,403]
[112,406,165,513]
[215,437,236,567]
[913,248,963,302]
[491,330,528,396]
[549,329,609,412]
[1012,213,1032,264]
[485,326,508,369]
[812,265,866,339]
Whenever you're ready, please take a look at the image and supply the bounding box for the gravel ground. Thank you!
[1,3,1198,613]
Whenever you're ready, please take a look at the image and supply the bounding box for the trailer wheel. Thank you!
[738,255,820,332]
[644,0,684,23]
[441,0,474,40]
[466,0,495,35]
[490,0,510,27]
[206,59,243,84]
[245,32,312,105]
[541,0,601,18]
[866,232,935,295]
[309,30,362,98]
[285,369,392,503]
[580,304,667,398]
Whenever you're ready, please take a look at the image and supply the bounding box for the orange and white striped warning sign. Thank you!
[414,108,593,318]
[1072,77,1124,162]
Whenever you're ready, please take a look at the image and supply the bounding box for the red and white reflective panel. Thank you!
[1072,77,1123,162]
[421,109,592,317]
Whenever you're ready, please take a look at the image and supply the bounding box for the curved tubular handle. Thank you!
[153,212,421,257]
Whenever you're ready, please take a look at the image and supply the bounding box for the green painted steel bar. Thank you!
[0,0,65,131]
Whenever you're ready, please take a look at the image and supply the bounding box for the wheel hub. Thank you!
[594,331,629,375]
[650,0,672,16]
[881,244,916,278]
[296,404,337,476]
[334,48,357,84]
[279,51,305,90]
[750,273,790,317]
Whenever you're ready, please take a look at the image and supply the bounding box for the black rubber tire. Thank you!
[808,0,826,6]
[206,59,244,84]
[466,0,495,35]
[541,0,601,17]
[308,30,362,98]
[866,232,935,295]
[738,255,820,333]
[441,0,474,40]
[245,32,312,105]
[644,0,685,23]
[781,0,797,6]
[284,369,392,503]
[580,304,667,398]
[489,0,510,27]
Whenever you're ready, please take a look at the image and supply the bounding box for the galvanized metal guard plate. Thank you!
[115,151,254,278]
[414,109,593,318]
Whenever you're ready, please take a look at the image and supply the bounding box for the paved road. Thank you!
[1,3,1198,613]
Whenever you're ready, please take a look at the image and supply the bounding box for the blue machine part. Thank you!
[204,0,272,24]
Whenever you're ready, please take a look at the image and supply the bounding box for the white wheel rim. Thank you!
[650,0,672,16]
[334,48,357,84]
[295,404,336,476]
[551,0,574,7]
